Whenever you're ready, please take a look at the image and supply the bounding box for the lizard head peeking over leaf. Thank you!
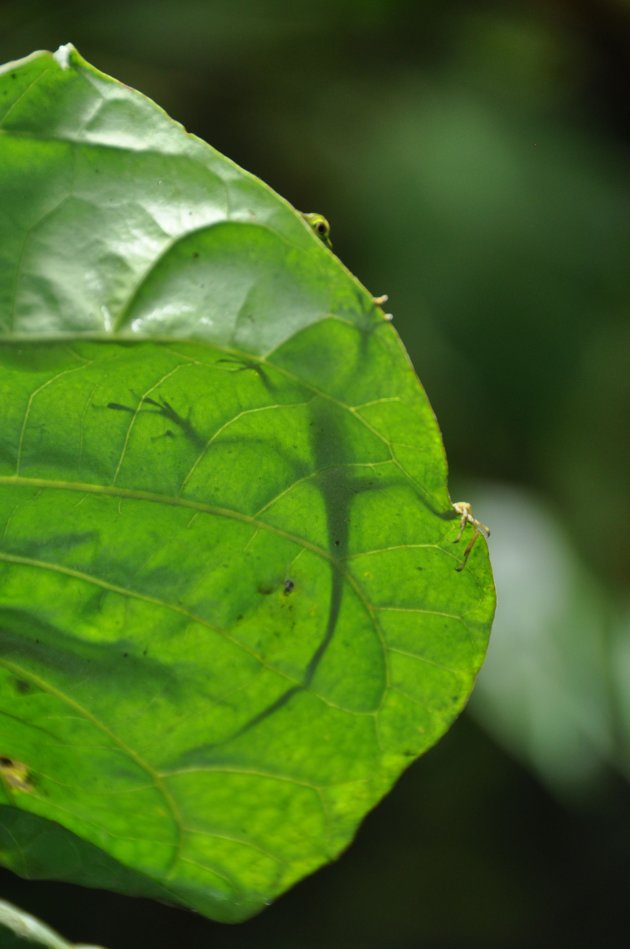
[302,212,333,249]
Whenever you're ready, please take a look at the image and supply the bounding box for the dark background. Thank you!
[1,1,629,946]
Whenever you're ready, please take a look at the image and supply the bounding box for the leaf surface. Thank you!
[0,45,495,921]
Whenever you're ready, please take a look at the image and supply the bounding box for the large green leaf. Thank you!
[0,45,495,922]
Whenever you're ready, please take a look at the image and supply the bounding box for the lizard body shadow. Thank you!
[174,399,364,759]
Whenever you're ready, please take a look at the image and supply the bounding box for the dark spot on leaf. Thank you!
[123,652,129,658]
[14,679,31,694]
[283,579,295,595]
[257,582,275,595]
[334,540,340,547]
[11,73,16,79]
[193,252,199,259]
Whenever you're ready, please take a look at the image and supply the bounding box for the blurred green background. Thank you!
[1,1,629,946]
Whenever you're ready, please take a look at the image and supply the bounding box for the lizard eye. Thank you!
[316,221,328,235]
